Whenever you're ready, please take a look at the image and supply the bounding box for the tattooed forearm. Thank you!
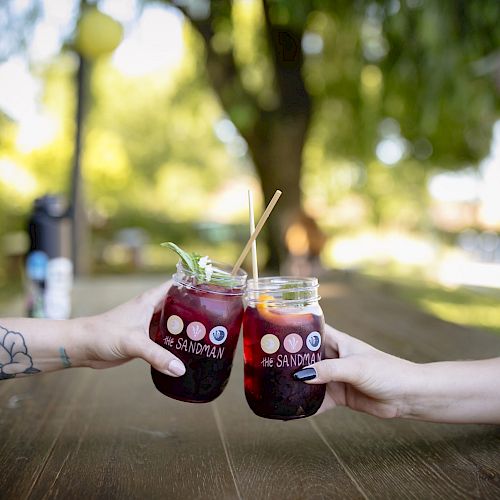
[59,347,71,368]
[0,325,41,380]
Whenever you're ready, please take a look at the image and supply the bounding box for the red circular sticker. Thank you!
[284,333,303,354]
[187,321,206,341]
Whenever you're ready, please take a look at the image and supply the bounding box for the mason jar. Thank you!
[151,260,247,402]
[243,276,326,419]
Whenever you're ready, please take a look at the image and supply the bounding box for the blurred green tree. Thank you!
[161,0,499,267]
[1,0,499,272]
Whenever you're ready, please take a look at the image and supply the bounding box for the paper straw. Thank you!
[248,190,259,284]
[231,189,282,275]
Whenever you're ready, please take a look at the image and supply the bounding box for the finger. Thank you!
[149,309,162,340]
[128,337,185,377]
[139,281,172,310]
[294,358,361,386]
[315,378,348,414]
[325,324,373,356]
[325,324,362,347]
[323,324,340,351]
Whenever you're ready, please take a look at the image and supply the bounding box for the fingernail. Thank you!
[167,359,186,376]
[293,367,317,381]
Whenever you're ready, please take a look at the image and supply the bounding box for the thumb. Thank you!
[129,337,186,377]
[294,357,361,385]
[139,281,172,310]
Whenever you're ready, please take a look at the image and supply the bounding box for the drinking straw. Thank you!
[248,190,259,284]
[231,189,282,275]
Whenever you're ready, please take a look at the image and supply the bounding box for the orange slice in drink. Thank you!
[256,294,275,311]
[255,294,278,322]
[255,294,312,326]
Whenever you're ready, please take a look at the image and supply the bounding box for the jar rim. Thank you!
[244,276,320,305]
[245,276,318,291]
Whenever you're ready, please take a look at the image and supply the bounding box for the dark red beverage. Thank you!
[151,262,246,403]
[243,277,326,420]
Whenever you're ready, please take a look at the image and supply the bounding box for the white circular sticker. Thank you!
[167,315,184,335]
[209,326,228,345]
[261,334,280,354]
[306,331,321,352]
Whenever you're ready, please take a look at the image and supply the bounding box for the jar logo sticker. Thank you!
[210,326,228,345]
[284,333,303,353]
[261,334,280,354]
[306,331,321,352]
[187,321,206,341]
[167,315,183,335]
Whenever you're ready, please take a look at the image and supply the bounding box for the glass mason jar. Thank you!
[151,261,247,403]
[243,277,326,420]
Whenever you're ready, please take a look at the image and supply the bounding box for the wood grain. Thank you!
[0,369,93,499]
[25,361,239,500]
[212,347,368,499]
[312,409,500,499]
[1,274,500,499]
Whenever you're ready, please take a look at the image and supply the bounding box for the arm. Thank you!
[405,359,500,424]
[294,325,500,424]
[0,281,185,380]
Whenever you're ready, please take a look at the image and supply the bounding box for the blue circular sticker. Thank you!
[306,331,321,352]
[209,326,228,345]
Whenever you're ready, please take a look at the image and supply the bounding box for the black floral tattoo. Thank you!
[0,325,41,380]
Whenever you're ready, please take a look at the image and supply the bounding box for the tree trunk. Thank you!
[167,0,313,270]
[247,113,309,271]
[245,9,312,271]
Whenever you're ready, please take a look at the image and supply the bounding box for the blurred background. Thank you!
[0,0,499,331]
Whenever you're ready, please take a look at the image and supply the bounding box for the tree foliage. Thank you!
[156,0,499,266]
[0,0,499,273]
[171,0,499,164]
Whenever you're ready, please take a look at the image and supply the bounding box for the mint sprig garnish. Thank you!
[281,281,309,305]
[161,242,197,272]
[161,242,238,287]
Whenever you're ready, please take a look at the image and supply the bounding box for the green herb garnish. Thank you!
[161,242,239,287]
[281,281,309,304]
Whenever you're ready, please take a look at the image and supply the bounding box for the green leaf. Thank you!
[281,281,308,303]
[161,242,240,287]
[160,242,196,273]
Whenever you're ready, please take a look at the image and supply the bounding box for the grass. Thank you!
[361,271,500,335]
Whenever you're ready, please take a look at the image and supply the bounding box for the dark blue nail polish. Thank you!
[293,367,317,381]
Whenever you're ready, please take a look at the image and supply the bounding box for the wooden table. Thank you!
[1,274,500,499]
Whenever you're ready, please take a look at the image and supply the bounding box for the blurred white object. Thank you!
[45,257,73,319]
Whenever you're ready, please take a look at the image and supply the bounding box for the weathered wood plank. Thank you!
[212,347,368,500]
[0,369,93,499]
[26,361,239,500]
[312,408,500,499]
[1,274,499,499]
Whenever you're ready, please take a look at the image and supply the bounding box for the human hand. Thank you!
[75,281,185,377]
[294,325,420,419]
